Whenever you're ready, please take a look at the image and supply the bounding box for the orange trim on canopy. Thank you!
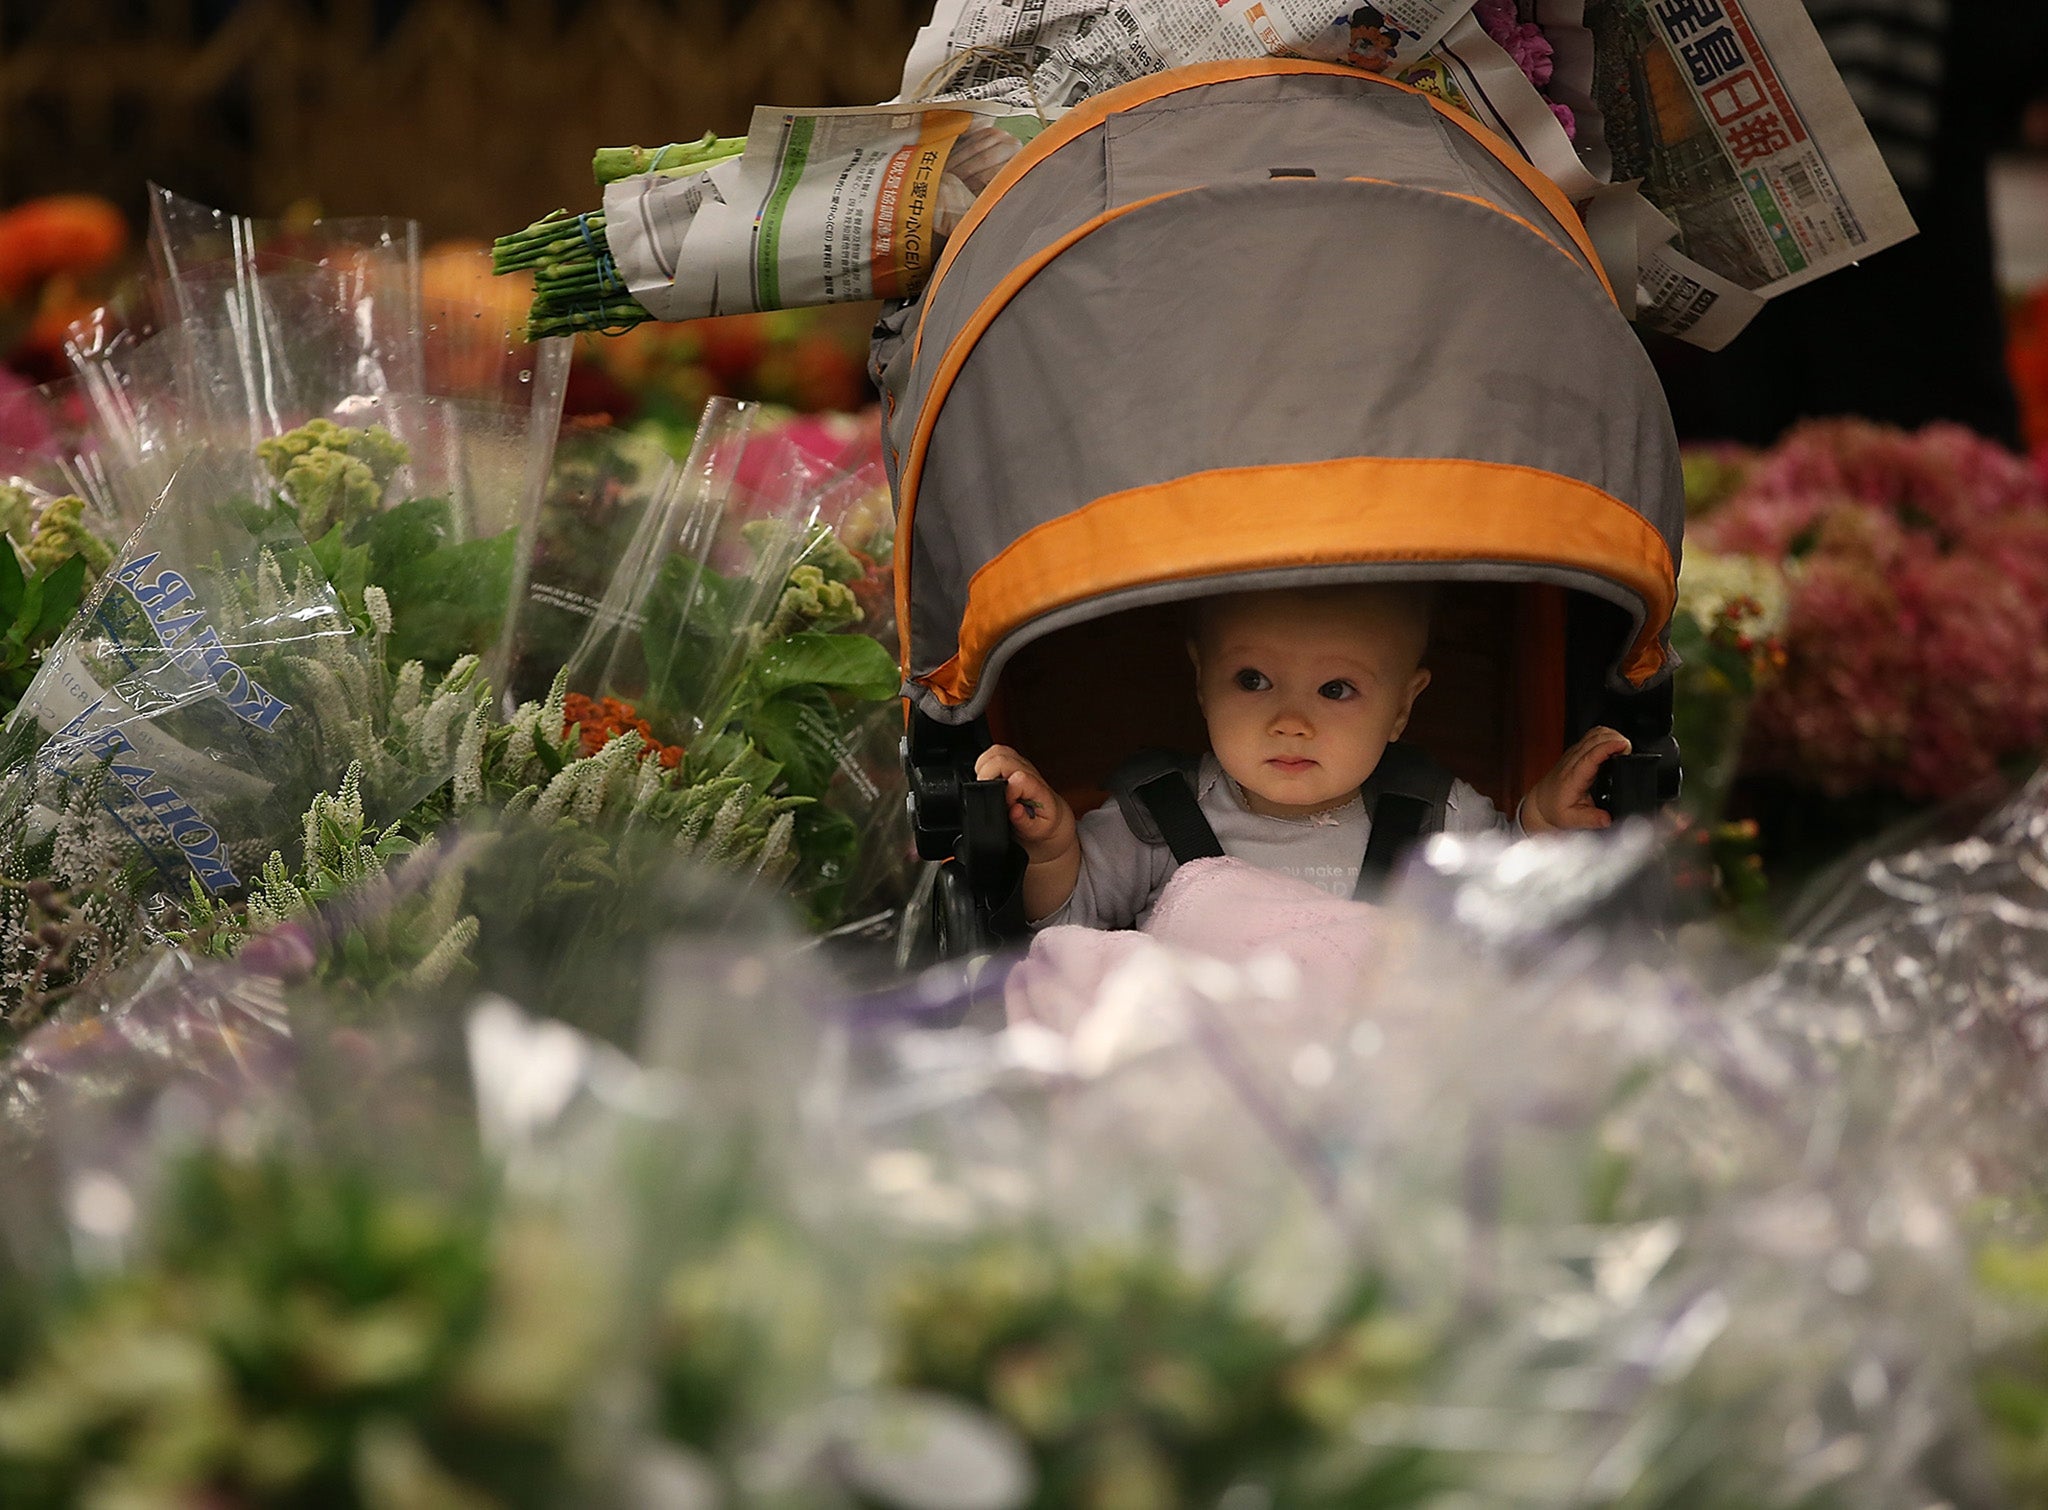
[892,177,1603,659]
[912,456,1675,706]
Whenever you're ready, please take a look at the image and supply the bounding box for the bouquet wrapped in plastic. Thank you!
[0,193,569,1032]
[8,784,2048,1504]
[538,397,910,932]
[0,829,858,1506]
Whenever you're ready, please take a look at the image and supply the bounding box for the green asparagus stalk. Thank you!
[492,135,750,341]
[492,208,644,340]
[592,133,748,187]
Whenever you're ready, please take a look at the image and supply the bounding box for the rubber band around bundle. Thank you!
[569,213,625,298]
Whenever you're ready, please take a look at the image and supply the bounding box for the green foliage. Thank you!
[0,416,892,1023]
[1670,611,1755,703]
[175,762,484,1001]
[641,522,895,761]
[640,562,894,804]
[181,665,804,1003]
[0,1151,587,1509]
[0,487,115,724]
[1972,1241,2048,1502]
[630,519,900,927]
[308,493,517,675]
[0,483,32,544]
[639,556,743,720]
[380,528,518,675]
[0,748,151,1039]
[889,1238,1441,1509]
[19,497,112,580]
[255,422,512,677]
[0,545,87,715]
[745,629,899,705]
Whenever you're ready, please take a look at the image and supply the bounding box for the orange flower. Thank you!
[0,195,127,305]
[562,692,685,768]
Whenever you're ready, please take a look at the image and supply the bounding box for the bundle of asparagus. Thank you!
[492,133,747,341]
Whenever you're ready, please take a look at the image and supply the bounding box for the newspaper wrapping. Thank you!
[604,103,1040,325]
[1576,0,1913,346]
[602,0,1911,349]
[892,0,1914,349]
[898,0,1475,107]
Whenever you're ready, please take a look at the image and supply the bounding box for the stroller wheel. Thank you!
[895,860,997,971]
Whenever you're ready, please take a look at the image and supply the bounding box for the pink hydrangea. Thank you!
[717,407,886,512]
[1695,419,2048,800]
[1471,1,1570,134]
[1502,23,1555,87]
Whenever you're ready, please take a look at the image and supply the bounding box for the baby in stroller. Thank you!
[876,60,1688,952]
[975,582,1631,929]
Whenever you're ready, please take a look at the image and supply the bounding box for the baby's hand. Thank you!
[974,745,1077,864]
[1520,726,1632,835]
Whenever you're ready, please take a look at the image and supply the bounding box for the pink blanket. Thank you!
[1004,857,1385,1033]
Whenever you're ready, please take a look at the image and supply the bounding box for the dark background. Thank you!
[0,0,926,239]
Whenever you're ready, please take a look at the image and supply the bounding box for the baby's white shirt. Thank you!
[1037,753,1510,930]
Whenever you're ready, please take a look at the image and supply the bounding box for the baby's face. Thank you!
[1192,589,1431,819]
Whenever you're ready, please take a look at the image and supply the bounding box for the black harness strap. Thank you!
[1353,793,1430,900]
[1109,751,1225,865]
[1131,772,1226,865]
[1352,741,1457,900]
[1110,743,1457,898]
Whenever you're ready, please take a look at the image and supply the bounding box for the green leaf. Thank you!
[236,491,289,535]
[640,558,745,717]
[744,686,839,797]
[28,554,88,643]
[362,495,456,583]
[533,730,568,778]
[746,632,899,702]
[0,541,23,621]
[790,804,860,927]
[378,528,518,672]
[681,729,771,789]
[309,523,371,614]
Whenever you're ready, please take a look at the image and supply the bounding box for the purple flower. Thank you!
[1504,22,1555,88]
[237,922,319,984]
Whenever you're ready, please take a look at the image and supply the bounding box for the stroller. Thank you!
[872,59,1685,954]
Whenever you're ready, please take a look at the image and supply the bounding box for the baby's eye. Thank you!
[1233,668,1271,692]
[1318,679,1358,701]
